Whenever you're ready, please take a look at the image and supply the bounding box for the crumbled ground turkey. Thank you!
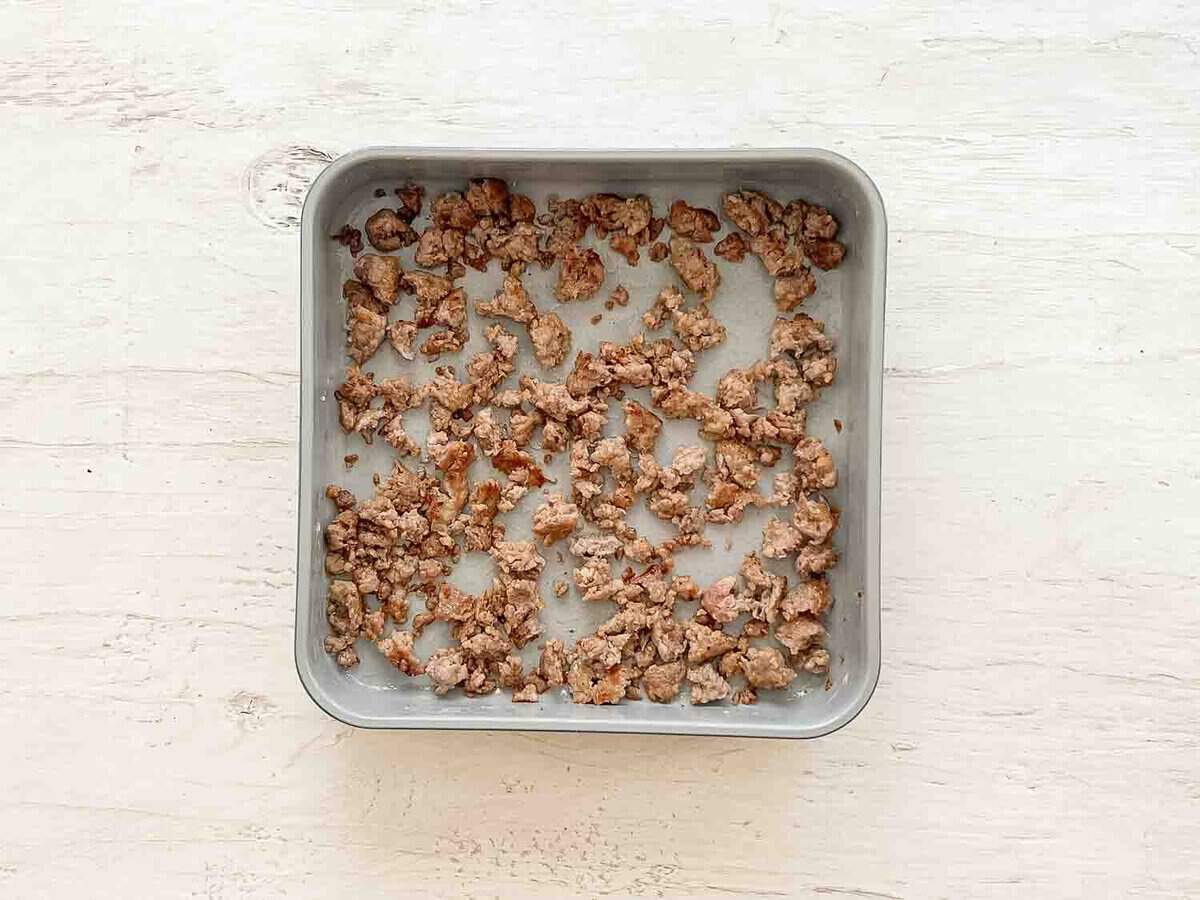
[321,179,843,706]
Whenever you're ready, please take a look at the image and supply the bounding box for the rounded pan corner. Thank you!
[809,647,882,739]
[806,148,887,219]
[293,641,379,731]
[299,147,388,236]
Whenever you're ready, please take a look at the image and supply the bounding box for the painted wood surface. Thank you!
[1,1,1198,897]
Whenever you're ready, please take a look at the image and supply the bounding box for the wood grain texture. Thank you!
[2,1,1198,897]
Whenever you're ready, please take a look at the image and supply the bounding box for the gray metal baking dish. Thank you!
[296,148,884,738]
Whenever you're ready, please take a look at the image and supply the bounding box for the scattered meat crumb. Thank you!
[331,224,363,257]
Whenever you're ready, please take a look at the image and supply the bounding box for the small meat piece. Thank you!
[512,684,539,702]
[671,305,726,352]
[542,420,570,453]
[782,200,840,243]
[431,192,478,230]
[669,236,721,302]
[649,616,686,664]
[794,495,836,543]
[465,178,510,217]
[325,580,364,668]
[538,639,569,687]
[592,436,632,479]
[520,375,590,421]
[687,663,731,704]
[670,445,706,478]
[722,189,781,236]
[795,438,837,491]
[331,224,364,257]
[572,663,633,705]
[795,542,838,577]
[569,534,625,558]
[509,193,536,222]
[343,454,358,469]
[648,490,689,519]
[749,228,805,277]
[583,193,653,238]
[430,582,475,623]
[346,303,386,365]
[553,579,569,598]
[461,631,513,662]
[801,648,831,674]
[715,367,761,410]
[380,417,420,457]
[741,647,797,690]
[775,615,826,655]
[555,246,605,301]
[609,285,630,308]
[700,576,743,625]
[623,400,663,453]
[801,351,837,388]
[576,634,626,669]
[566,352,612,397]
[421,328,467,359]
[490,221,541,267]
[531,494,580,546]
[543,197,589,257]
[491,540,546,576]
[377,630,424,675]
[769,314,833,359]
[387,321,417,360]
[405,269,453,306]
[477,273,538,324]
[774,270,817,311]
[415,227,463,268]
[573,556,622,603]
[782,578,832,620]
[365,208,417,252]
[685,620,738,664]
[668,199,721,243]
[642,285,685,331]
[466,324,518,398]
[335,365,379,433]
[762,518,804,559]
[608,233,639,266]
[715,440,758,489]
[803,203,839,240]
[713,232,747,262]
[343,279,384,315]
[425,648,469,695]
[806,239,846,270]
[435,287,468,330]
[642,661,686,702]
[529,313,572,368]
[353,254,403,305]
[393,184,424,221]
[718,648,746,679]
[742,619,770,639]
[490,440,548,486]
[648,241,669,263]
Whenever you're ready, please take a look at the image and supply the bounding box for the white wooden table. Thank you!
[3,2,1198,897]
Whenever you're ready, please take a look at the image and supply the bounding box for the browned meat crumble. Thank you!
[321,180,843,706]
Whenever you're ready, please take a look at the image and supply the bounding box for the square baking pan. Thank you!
[296,148,884,738]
